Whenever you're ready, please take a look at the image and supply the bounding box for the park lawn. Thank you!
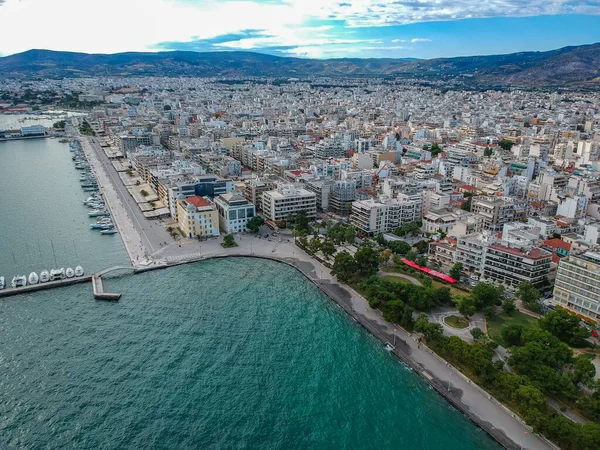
[379,274,466,297]
[487,311,539,347]
[445,315,469,329]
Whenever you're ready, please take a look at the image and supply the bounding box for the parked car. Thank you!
[592,330,599,338]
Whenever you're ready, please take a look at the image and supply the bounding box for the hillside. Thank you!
[1,43,599,88]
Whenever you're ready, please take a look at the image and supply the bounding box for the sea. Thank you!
[0,133,500,449]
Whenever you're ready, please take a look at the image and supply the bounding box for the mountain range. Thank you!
[1,43,599,89]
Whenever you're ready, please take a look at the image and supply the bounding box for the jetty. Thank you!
[91,275,121,301]
[0,276,92,298]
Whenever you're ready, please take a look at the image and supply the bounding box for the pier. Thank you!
[0,276,92,298]
[91,275,121,301]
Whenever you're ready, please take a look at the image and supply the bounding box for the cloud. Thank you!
[411,38,432,43]
[391,39,406,43]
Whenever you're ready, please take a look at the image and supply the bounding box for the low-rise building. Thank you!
[471,196,515,231]
[428,237,457,272]
[214,192,256,234]
[176,196,220,238]
[483,244,551,288]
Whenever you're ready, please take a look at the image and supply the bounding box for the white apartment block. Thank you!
[350,196,420,235]
[553,252,600,321]
[262,185,317,222]
[214,192,256,234]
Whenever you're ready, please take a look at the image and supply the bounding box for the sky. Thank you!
[0,0,599,59]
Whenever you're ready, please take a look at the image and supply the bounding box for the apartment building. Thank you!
[243,179,275,212]
[176,196,220,238]
[471,196,515,231]
[553,252,600,321]
[428,237,457,272]
[483,244,551,288]
[456,233,494,276]
[214,192,256,234]
[350,196,420,235]
[262,185,317,222]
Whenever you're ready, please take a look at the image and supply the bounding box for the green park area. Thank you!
[487,311,539,347]
[444,315,469,329]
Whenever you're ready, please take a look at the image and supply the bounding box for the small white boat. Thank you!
[0,276,5,289]
[65,268,75,278]
[75,266,84,277]
[11,275,27,288]
[101,228,118,235]
[28,272,39,285]
[40,270,50,283]
[50,268,66,281]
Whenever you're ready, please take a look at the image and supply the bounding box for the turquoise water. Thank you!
[0,258,499,449]
[0,138,129,278]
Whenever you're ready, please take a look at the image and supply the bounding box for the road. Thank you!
[82,136,170,263]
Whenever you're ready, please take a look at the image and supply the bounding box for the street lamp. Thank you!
[448,372,453,392]
[393,328,397,346]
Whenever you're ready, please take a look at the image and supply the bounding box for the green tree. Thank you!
[320,239,336,259]
[416,256,427,267]
[501,324,524,347]
[298,235,308,249]
[461,194,473,211]
[332,251,358,282]
[388,240,412,255]
[414,240,429,254]
[449,262,463,280]
[484,147,494,157]
[517,281,541,312]
[246,216,265,233]
[222,234,236,248]
[498,139,514,151]
[539,308,590,346]
[140,189,149,197]
[308,236,322,255]
[405,251,417,262]
[573,356,596,387]
[501,297,516,314]
[457,296,476,318]
[354,246,380,277]
[470,327,485,339]
[471,283,503,309]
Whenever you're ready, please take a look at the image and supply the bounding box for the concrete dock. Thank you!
[0,276,92,298]
[91,275,121,301]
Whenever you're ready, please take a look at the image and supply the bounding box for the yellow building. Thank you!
[176,196,220,238]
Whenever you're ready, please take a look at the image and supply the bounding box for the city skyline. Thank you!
[0,0,600,58]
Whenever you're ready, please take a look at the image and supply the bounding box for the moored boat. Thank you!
[0,276,5,289]
[11,275,27,288]
[50,268,66,281]
[65,268,75,278]
[40,270,50,283]
[75,266,84,277]
[28,272,39,285]
[100,228,118,235]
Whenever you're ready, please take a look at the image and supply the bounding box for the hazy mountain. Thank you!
[1,43,599,88]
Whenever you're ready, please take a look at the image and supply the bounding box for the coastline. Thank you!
[132,245,554,450]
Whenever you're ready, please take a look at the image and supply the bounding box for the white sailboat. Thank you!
[65,268,75,278]
[40,270,50,283]
[28,272,39,285]
[0,276,5,289]
[11,275,27,288]
[75,266,84,277]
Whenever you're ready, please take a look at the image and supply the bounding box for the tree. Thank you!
[320,239,336,259]
[573,356,596,387]
[470,327,485,339]
[344,226,356,244]
[483,305,497,319]
[517,281,541,312]
[332,252,358,282]
[298,235,308,249]
[379,248,393,264]
[163,104,172,111]
[246,216,265,233]
[292,212,311,235]
[457,296,476,318]
[484,147,494,157]
[501,324,524,347]
[416,256,428,267]
[388,240,412,255]
[461,194,473,211]
[140,189,149,197]
[414,240,429,254]
[498,139,514,151]
[222,234,236,248]
[354,246,380,277]
[539,308,590,346]
[501,297,516,314]
[471,283,502,309]
[308,237,322,255]
[449,262,463,281]
[405,251,417,262]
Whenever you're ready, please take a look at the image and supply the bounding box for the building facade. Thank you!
[553,252,600,321]
[262,185,317,222]
[176,196,220,238]
[214,192,256,234]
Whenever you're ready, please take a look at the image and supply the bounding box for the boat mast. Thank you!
[51,240,58,267]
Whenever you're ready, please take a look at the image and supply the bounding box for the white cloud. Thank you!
[411,38,432,43]
[391,39,406,43]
